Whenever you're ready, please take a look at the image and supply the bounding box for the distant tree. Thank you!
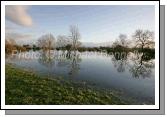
[32,44,36,49]
[118,34,128,47]
[23,44,31,50]
[32,44,40,51]
[5,38,28,53]
[69,25,81,51]
[133,29,154,51]
[6,38,16,45]
[56,35,69,47]
[112,34,128,52]
[37,33,56,51]
[65,44,72,51]
[5,38,17,54]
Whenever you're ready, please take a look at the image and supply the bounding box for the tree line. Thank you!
[5,25,154,54]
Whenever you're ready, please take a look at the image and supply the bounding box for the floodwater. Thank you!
[6,50,155,104]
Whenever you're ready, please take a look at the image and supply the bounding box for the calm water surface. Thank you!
[6,50,155,104]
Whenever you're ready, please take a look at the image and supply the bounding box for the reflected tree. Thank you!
[38,51,55,78]
[111,52,129,72]
[38,51,55,67]
[129,53,154,79]
[56,51,71,67]
[57,25,82,78]
[56,50,82,78]
[68,52,82,78]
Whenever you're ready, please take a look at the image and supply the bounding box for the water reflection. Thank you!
[38,51,55,78]
[38,51,55,68]
[56,51,82,78]
[38,50,82,78]
[7,50,154,79]
[6,50,155,104]
[111,52,154,79]
[112,52,129,72]
[129,53,154,79]
[68,52,81,78]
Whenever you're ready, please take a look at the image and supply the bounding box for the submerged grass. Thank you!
[5,64,128,105]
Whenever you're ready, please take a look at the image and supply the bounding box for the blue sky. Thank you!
[5,5,155,44]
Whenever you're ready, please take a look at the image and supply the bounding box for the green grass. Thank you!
[5,64,128,105]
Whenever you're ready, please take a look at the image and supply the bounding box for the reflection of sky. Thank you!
[6,5,155,43]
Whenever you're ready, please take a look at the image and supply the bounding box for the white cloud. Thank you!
[5,5,33,27]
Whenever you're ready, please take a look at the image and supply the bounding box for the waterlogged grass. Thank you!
[5,64,128,105]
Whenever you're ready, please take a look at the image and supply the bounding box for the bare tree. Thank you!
[112,34,128,47]
[112,34,128,52]
[5,38,17,54]
[119,34,128,47]
[37,33,56,51]
[69,25,81,51]
[6,38,16,45]
[56,35,70,47]
[133,29,154,51]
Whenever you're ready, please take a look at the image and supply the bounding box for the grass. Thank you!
[5,64,128,105]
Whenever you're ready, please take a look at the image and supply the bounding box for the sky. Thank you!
[5,5,155,45]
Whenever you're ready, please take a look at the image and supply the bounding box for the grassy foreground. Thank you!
[5,64,127,105]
